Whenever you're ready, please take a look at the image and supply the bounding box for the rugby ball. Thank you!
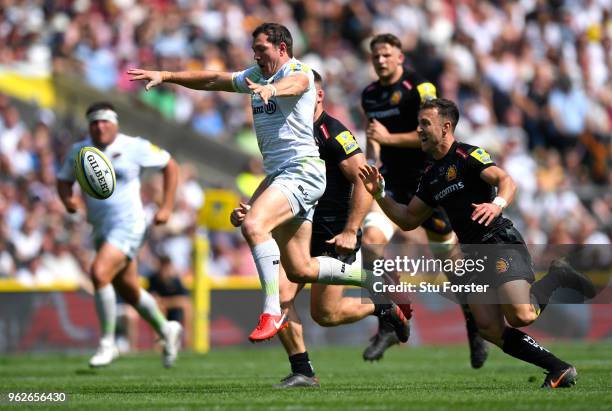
[74,146,116,199]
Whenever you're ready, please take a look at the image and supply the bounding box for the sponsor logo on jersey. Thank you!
[417,82,437,103]
[433,181,464,201]
[252,100,277,115]
[335,131,359,154]
[264,100,277,114]
[390,90,402,105]
[470,148,493,164]
[367,107,401,119]
[446,165,457,181]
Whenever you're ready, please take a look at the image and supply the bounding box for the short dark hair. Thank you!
[420,98,460,130]
[370,33,402,51]
[252,23,293,57]
[86,101,116,116]
[312,69,323,85]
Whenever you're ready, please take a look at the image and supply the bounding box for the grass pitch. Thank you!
[1,342,611,410]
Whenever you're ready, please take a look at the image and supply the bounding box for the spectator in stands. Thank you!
[148,255,192,346]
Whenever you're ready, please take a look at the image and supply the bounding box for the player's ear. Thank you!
[278,41,287,56]
[397,49,405,64]
[442,120,452,135]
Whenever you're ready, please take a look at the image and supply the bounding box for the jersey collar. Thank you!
[314,111,328,128]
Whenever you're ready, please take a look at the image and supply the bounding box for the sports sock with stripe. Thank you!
[94,284,116,344]
[135,288,168,337]
[252,239,281,315]
[501,327,570,372]
[315,256,363,286]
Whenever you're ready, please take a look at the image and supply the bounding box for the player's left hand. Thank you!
[127,68,164,91]
[246,78,275,104]
[359,164,385,198]
[326,230,357,255]
[471,202,502,226]
[154,207,172,225]
[366,119,390,144]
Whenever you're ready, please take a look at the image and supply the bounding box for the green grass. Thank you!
[1,342,611,410]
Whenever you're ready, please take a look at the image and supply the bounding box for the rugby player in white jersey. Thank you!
[128,23,373,342]
[57,102,182,368]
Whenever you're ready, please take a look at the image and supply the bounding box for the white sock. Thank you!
[94,284,116,345]
[315,256,364,287]
[251,239,281,315]
[135,289,168,337]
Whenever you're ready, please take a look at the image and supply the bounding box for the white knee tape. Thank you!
[429,233,458,254]
[363,211,395,242]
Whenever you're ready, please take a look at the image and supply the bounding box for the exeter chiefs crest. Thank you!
[496,258,510,273]
[446,165,457,181]
[390,90,402,105]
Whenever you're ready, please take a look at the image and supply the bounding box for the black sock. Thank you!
[502,327,570,372]
[530,269,563,313]
[372,303,392,318]
[460,304,479,336]
[289,352,314,377]
[372,305,395,334]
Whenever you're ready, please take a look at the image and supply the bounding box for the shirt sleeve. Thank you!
[231,66,263,93]
[135,137,171,169]
[465,146,496,175]
[410,70,437,103]
[415,175,436,207]
[56,144,81,182]
[277,60,313,90]
[329,129,362,163]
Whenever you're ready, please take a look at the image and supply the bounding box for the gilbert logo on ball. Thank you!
[74,146,116,199]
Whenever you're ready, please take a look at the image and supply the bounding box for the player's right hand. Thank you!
[326,230,357,255]
[61,197,79,214]
[230,202,251,227]
[359,165,385,198]
[126,68,164,91]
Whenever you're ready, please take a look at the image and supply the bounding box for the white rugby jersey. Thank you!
[232,58,319,175]
[57,133,170,227]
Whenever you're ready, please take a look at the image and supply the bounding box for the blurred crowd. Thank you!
[0,0,610,284]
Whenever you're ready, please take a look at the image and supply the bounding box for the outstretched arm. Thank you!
[359,164,432,231]
[245,73,310,104]
[127,69,235,92]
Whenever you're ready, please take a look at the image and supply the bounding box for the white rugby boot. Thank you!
[89,339,119,368]
[162,321,183,368]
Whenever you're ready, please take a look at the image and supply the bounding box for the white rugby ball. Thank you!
[74,146,116,199]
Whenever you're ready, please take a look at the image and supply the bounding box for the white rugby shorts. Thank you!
[93,218,147,260]
[267,156,326,222]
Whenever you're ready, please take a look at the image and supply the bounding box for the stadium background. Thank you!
[0,0,610,355]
